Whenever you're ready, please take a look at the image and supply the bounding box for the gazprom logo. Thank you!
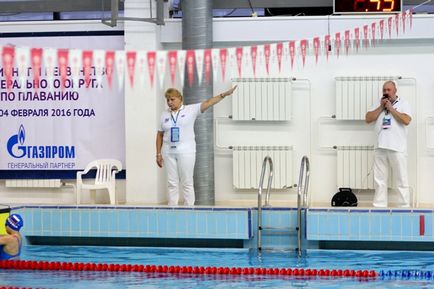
[7,125,75,159]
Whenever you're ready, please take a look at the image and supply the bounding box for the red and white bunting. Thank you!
[136,51,147,89]
[57,49,69,90]
[235,47,243,78]
[156,50,167,88]
[379,20,385,40]
[276,42,283,73]
[211,49,220,82]
[300,40,308,67]
[2,46,15,90]
[289,41,296,68]
[256,45,264,74]
[335,32,341,58]
[186,50,195,87]
[313,37,320,63]
[363,25,369,49]
[344,30,350,55]
[168,50,177,85]
[195,49,204,84]
[177,50,186,87]
[203,49,212,84]
[402,11,406,33]
[324,35,331,60]
[126,51,137,88]
[44,48,57,90]
[92,49,105,88]
[68,49,81,89]
[371,22,377,47]
[219,48,228,81]
[250,45,258,77]
[105,51,115,89]
[15,47,30,90]
[388,16,393,38]
[395,14,399,35]
[146,51,156,88]
[264,44,271,75]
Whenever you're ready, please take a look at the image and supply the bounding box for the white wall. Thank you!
[1,13,434,207]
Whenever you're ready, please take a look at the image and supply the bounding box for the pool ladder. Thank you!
[257,156,310,257]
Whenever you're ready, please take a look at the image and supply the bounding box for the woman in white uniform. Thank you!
[156,86,237,206]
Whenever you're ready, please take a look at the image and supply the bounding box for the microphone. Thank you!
[382,94,389,114]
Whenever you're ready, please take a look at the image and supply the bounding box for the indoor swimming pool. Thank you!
[1,246,434,288]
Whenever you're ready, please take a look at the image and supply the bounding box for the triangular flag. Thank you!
[264,44,271,75]
[115,50,126,90]
[146,51,156,88]
[211,49,220,82]
[300,40,308,67]
[44,48,57,90]
[379,20,385,40]
[363,25,369,49]
[276,43,283,72]
[136,51,147,89]
[219,48,227,81]
[409,8,413,29]
[251,46,258,77]
[93,49,105,88]
[186,50,195,87]
[235,47,243,78]
[69,49,82,89]
[324,35,331,60]
[105,51,115,89]
[371,22,377,47]
[195,49,204,84]
[289,41,296,68]
[313,37,320,63]
[388,16,393,38]
[335,32,341,57]
[204,49,212,84]
[15,47,30,90]
[168,50,177,85]
[402,11,406,33]
[126,51,137,88]
[227,47,236,79]
[156,50,167,88]
[30,48,43,90]
[344,30,350,55]
[82,50,93,89]
[57,49,69,90]
[2,46,15,90]
[354,28,360,51]
[177,50,186,88]
[395,14,399,35]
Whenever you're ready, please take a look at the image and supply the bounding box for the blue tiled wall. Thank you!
[307,208,434,241]
[17,206,251,240]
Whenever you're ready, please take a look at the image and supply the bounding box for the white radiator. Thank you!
[335,76,399,120]
[337,146,375,189]
[231,78,292,121]
[232,146,293,189]
[5,179,63,188]
[336,146,394,190]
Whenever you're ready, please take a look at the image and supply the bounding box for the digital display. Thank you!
[334,0,402,14]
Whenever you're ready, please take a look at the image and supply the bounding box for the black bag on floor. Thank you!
[331,187,358,207]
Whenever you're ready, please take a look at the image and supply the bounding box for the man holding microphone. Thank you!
[365,80,412,208]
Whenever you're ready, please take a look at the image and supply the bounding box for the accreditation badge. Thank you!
[382,115,391,129]
[171,127,180,142]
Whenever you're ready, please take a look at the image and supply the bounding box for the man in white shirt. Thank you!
[365,80,412,208]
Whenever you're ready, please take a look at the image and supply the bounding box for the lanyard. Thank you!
[171,110,180,126]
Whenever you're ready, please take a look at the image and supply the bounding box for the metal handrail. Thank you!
[296,156,310,257]
[257,156,273,251]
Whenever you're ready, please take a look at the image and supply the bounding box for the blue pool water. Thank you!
[1,246,434,288]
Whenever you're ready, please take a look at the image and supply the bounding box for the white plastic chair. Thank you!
[76,159,122,205]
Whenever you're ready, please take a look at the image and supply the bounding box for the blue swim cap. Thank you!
[5,214,23,231]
